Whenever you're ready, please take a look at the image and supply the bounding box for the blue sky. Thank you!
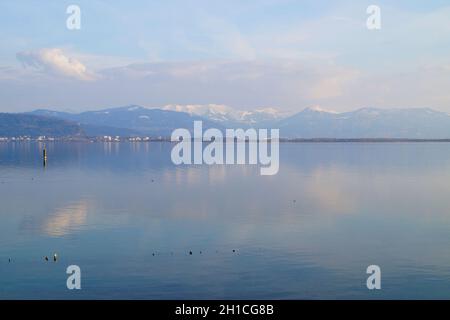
[1,0,450,112]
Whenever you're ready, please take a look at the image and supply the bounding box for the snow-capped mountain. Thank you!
[162,104,287,126]
[277,107,450,138]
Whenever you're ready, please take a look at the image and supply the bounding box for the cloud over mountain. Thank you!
[16,48,95,81]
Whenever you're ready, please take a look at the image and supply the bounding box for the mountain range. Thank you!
[161,104,287,127]
[0,113,83,137]
[27,105,222,137]
[277,106,450,139]
[1,104,450,139]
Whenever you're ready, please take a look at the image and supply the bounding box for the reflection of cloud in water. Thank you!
[304,166,357,215]
[43,200,89,237]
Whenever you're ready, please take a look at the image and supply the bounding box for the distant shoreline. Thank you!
[2,137,450,143]
[282,138,450,143]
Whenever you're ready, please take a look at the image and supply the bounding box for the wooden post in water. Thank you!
[43,145,47,166]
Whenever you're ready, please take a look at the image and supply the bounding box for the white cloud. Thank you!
[16,48,96,81]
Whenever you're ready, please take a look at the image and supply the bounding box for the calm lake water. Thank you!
[1,142,450,299]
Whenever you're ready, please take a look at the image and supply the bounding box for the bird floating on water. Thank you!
[53,253,58,262]
[44,256,49,261]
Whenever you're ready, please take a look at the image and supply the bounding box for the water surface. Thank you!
[1,142,450,299]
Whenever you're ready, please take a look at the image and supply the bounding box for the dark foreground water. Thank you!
[1,142,450,299]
